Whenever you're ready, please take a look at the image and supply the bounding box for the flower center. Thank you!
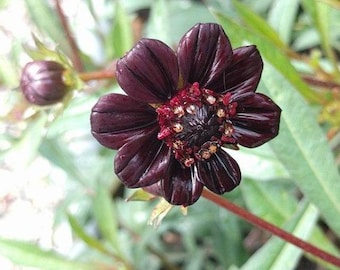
[156,82,238,167]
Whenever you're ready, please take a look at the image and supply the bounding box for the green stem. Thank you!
[201,188,340,267]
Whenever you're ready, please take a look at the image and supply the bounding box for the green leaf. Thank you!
[106,0,133,58]
[268,0,300,44]
[241,201,319,270]
[145,0,170,43]
[24,0,72,56]
[242,178,340,268]
[231,0,287,50]
[126,189,156,201]
[92,185,120,252]
[261,63,340,236]
[211,9,321,104]
[67,213,111,256]
[0,237,97,270]
[39,139,86,186]
[241,179,297,226]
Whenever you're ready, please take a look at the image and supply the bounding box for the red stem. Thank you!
[202,188,340,267]
[79,69,116,82]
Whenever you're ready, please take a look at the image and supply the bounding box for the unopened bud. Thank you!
[20,61,69,106]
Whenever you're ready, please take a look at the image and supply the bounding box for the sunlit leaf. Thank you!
[126,189,156,202]
[0,237,98,270]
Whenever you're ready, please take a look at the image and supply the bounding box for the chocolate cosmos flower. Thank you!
[91,23,281,206]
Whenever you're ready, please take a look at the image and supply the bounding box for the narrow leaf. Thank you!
[212,10,321,104]
[92,185,120,252]
[241,201,318,270]
[67,214,111,256]
[231,0,287,49]
[241,179,297,226]
[268,0,300,44]
[106,0,133,58]
[261,63,340,236]
[0,237,95,270]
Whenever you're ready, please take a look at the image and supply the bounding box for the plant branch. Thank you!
[302,74,340,90]
[55,0,84,72]
[79,69,116,82]
[202,188,340,267]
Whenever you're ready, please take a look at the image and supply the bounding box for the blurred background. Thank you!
[0,0,340,269]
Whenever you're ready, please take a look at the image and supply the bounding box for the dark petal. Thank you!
[116,39,179,103]
[114,128,171,188]
[231,92,281,147]
[91,93,157,149]
[162,159,203,206]
[177,23,232,87]
[143,182,164,197]
[197,150,241,194]
[209,46,263,95]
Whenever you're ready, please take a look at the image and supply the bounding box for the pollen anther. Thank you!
[173,106,185,117]
[206,95,216,105]
[156,82,239,167]
[186,104,196,114]
[217,108,226,118]
[173,123,183,133]
[184,158,195,167]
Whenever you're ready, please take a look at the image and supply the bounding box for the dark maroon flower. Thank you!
[91,23,281,206]
[20,60,69,106]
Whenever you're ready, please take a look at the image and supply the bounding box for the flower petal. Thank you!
[197,150,241,194]
[162,159,203,206]
[177,23,232,87]
[231,92,281,147]
[209,46,263,95]
[116,39,179,103]
[91,93,157,149]
[143,182,163,197]
[114,127,171,188]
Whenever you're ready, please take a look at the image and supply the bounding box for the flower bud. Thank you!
[20,61,69,106]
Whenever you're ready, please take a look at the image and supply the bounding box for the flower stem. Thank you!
[79,69,116,82]
[201,188,340,267]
